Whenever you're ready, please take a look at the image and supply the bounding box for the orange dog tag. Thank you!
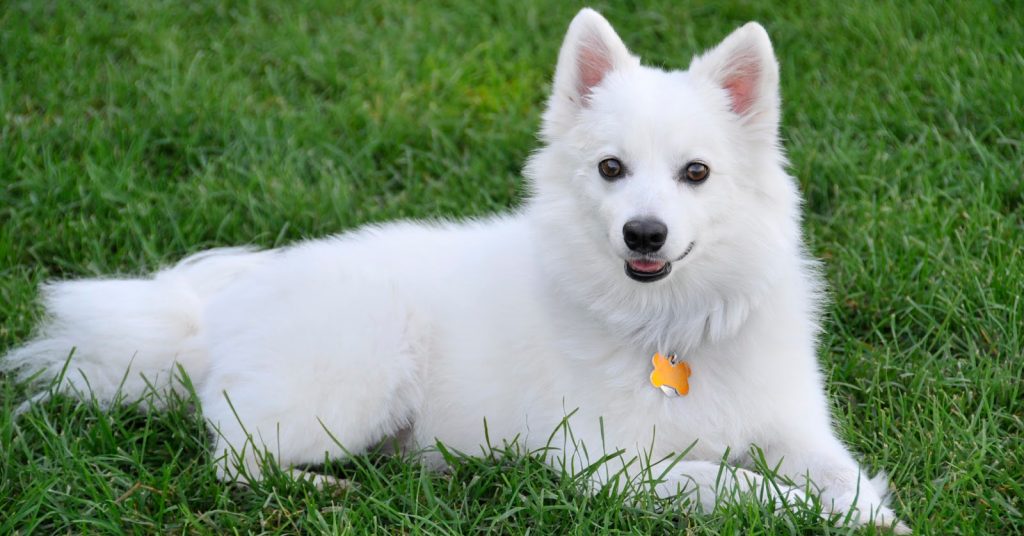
[650,353,691,397]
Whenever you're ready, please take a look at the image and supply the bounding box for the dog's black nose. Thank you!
[623,219,668,253]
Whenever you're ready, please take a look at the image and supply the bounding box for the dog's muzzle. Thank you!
[623,241,694,283]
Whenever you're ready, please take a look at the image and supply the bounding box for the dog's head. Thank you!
[526,9,804,347]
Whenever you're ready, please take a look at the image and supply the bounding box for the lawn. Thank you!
[1,0,1021,533]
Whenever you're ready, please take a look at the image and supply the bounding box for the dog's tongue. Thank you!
[628,259,667,273]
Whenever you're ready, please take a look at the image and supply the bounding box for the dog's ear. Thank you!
[689,23,780,136]
[543,9,638,138]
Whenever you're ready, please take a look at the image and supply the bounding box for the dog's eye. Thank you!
[683,161,710,183]
[598,158,624,180]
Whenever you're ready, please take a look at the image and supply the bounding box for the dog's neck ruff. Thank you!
[649,353,690,396]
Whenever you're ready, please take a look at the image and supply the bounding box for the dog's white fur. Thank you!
[3,9,908,532]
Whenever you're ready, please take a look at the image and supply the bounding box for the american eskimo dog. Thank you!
[4,8,908,532]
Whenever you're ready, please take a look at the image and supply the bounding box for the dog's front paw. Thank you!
[818,473,910,533]
[825,491,910,533]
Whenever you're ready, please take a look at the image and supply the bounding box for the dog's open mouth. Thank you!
[624,242,695,283]
[625,259,671,282]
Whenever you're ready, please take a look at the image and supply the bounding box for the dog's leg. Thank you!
[202,310,427,487]
[193,252,429,486]
[584,454,809,514]
[653,459,809,513]
[761,432,910,533]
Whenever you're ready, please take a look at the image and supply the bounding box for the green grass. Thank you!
[1,0,1021,533]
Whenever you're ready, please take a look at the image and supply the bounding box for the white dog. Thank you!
[4,9,908,532]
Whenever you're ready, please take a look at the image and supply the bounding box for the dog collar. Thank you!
[650,353,691,397]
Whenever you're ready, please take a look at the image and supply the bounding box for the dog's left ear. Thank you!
[543,9,639,138]
[689,23,780,136]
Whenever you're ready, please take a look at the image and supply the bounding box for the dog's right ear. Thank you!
[688,23,780,138]
[542,9,638,138]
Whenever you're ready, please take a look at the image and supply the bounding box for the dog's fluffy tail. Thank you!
[3,248,269,410]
